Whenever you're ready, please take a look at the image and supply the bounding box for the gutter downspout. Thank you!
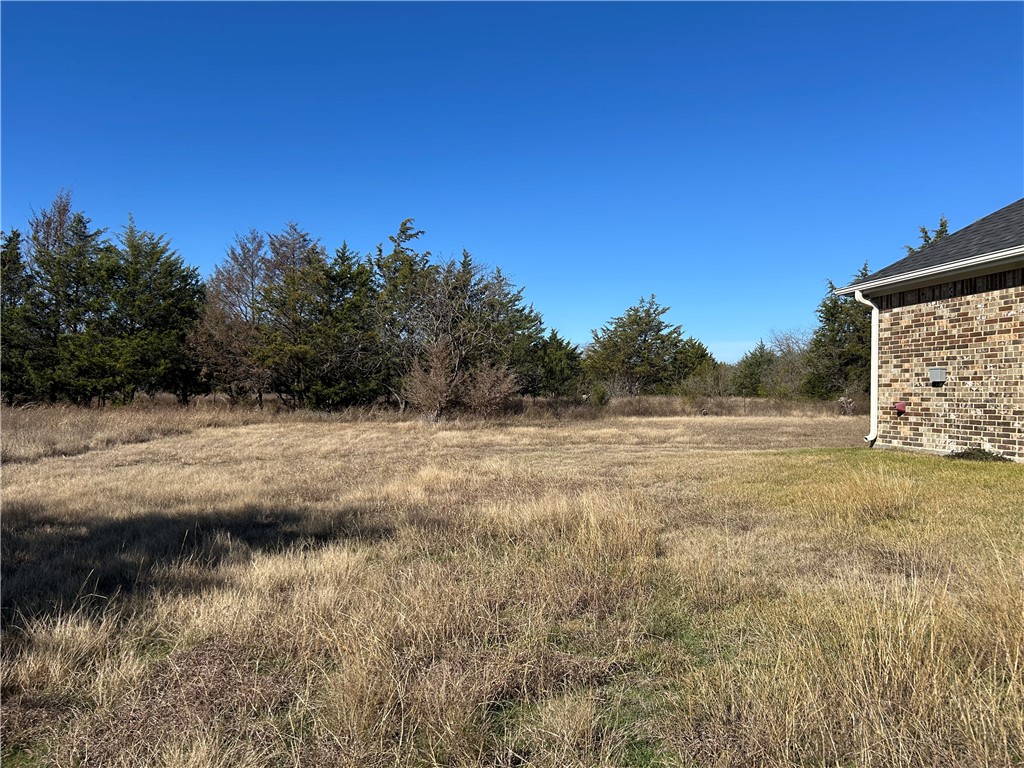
[854,289,879,445]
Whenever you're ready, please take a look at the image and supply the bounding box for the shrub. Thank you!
[947,448,1011,462]
[462,362,519,418]
[402,337,464,420]
[589,382,610,407]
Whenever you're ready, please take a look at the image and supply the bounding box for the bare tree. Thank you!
[767,329,811,399]
[191,230,270,405]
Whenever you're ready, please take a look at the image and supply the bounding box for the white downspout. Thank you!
[854,289,879,445]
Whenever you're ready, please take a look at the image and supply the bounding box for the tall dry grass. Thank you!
[0,403,384,465]
[2,411,1021,766]
[0,395,852,465]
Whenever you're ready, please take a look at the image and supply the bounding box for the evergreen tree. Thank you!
[533,330,584,398]
[108,217,205,403]
[585,295,713,395]
[802,265,871,400]
[259,223,332,407]
[904,215,949,255]
[305,242,382,409]
[399,250,544,415]
[1,229,35,403]
[24,192,114,404]
[474,263,545,382]
[372,219,436,409]
[428,253,544,379]
[732,340,778,397]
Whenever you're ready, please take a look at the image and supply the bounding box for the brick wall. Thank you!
[876,283,1023,460]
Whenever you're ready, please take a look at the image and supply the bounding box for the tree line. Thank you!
[3,192,901,413]
[1,194,582,413]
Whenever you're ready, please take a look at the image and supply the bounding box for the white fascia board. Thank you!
[834,245,1024,296]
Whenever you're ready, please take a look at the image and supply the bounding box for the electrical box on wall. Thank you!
[928,367,947,387]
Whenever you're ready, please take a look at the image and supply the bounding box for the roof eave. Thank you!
[835,244,1024,297]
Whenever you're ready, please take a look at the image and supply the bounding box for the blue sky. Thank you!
[3,2,1022,362]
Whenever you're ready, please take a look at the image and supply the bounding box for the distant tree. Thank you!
[468,262,545,382]
[426,253,544,380]
[727,332,809,400]
[23,191,114,404]
[802,265,871,400]
[732,340,777,397]
[305,242,382,409]
[678,358,734,399]
[372,219,436,409]
[904,215,949,255]
[765,329,810,399]
[4,199,613,412]
[585,295,713,395]
[398,250,545,416]
[191,229,272,405]
[108,217,205,403]
[11,194,203,405]
[259,223,333,408]
[371,226,546,413]
[533,329,584,398]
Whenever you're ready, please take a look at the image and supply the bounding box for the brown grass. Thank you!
[0,395,850,465]
[2,409,1021,767]
[0,402,371,465]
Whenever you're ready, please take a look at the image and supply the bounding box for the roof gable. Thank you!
[851,198,1024,288]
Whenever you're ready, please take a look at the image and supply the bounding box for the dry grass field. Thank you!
[2,407,1022,767]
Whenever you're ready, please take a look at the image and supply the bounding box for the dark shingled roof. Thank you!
[851,198,1024,286]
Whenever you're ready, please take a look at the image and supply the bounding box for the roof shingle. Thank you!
[851,198,1024,286]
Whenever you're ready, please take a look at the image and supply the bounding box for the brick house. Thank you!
[836,198,1024,461]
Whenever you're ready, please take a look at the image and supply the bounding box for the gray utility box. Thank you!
[928,367,947,386]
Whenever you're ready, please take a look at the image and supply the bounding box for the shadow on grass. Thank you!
[1,500,394,625]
